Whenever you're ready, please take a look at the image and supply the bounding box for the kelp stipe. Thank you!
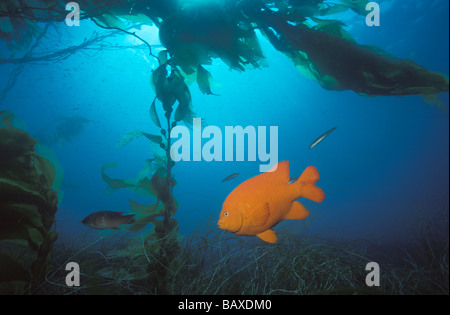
[100,61,198,293]
[0,111,60,294]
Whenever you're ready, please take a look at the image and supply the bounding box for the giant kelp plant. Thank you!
[100,64,191,293]
[0,111,60,294]
[0,0,449,295]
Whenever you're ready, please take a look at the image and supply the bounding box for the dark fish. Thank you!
[81,211,135,230]
[221,173,239,183]
[309,127,337,149]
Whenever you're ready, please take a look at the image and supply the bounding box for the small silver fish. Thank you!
[82,211,135,230]
[221,173,239,183]
[309,127,337,149]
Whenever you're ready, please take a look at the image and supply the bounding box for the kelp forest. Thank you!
[0,0,448,295]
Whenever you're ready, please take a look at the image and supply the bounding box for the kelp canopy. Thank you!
[0,0,448,104]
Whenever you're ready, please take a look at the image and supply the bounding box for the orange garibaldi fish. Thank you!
[218,161,325,243]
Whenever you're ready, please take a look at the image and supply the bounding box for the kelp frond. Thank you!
[1,0,447,102]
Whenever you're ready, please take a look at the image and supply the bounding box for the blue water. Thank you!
[1,0,448,249]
